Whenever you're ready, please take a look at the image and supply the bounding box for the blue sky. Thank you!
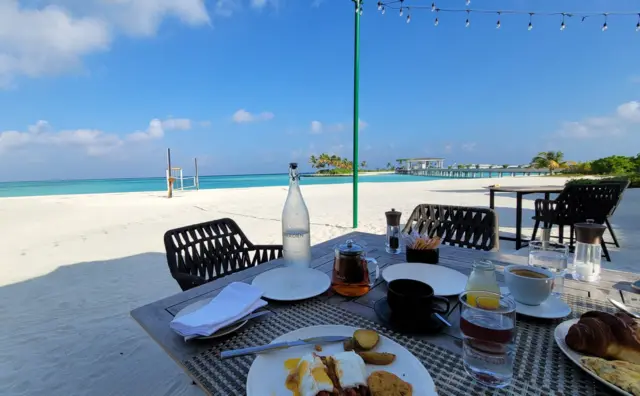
[0,0,639,181]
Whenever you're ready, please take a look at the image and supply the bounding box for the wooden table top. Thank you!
[130,232,640,389]
[487,185,565,194]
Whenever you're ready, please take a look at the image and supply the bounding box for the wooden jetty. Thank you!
[397,168,550,178]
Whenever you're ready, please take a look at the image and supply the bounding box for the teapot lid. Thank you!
[385,208,402,226]
[575,219,606,244]
[337,239,364,256]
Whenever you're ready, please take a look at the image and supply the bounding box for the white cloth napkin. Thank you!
[170,282,267,338]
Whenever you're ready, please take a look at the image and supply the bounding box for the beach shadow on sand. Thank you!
[0,253,203,396]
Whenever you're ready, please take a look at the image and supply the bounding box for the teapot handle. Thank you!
[365,257,379,287]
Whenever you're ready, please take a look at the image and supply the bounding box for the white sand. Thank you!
[1,176,636,396]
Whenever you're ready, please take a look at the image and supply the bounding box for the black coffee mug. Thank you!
[387,279,450,319]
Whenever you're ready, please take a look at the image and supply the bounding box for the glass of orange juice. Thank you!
[465,260,500,308]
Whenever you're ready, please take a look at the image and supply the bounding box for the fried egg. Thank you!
[296,354,334,396]
[333,351,367,390]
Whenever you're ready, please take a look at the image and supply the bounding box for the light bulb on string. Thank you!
[431,3,436,12]
[359,7,363,16]
[465,10,470,27]
[636,14,640,31]
[465,0,470,6]
[560,14,566,31]
[377,2,382,11]
[399,7,403,17]
[528,13,534,30]
[602,14,608,31]
[406,9,411,23]
[496,12,501,29]
[381,6,385,15]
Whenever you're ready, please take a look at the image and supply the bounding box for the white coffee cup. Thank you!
[504,265,554,306]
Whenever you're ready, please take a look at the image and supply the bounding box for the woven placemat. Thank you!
[183,295,616,396]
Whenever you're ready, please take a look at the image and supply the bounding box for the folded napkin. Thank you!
[170,282,267,338]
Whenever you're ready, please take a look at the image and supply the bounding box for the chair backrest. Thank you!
[164,218,257,288]
[597,179,630,217]
[560,183,623,223]
[402,204,499,251]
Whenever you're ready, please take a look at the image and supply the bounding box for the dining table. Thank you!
[487,185,565,250]
[131,231,640,395]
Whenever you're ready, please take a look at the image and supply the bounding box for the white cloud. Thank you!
[1,117,193,155]
[461,142,477,152]
[310,120,323,134]
[232,109,275,123]
[557,101,640,138]
[444,144,453,154]
[0,0,210,86]
[309,118,367,134]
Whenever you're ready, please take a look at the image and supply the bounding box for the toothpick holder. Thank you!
[405,247,439,264]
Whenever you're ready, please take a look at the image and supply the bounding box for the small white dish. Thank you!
[555,319,632,396]
[246,325,437,396]
[174,298,249,340]
[251,267,330,301]
[382,262,468,296]
[500,287,571,319]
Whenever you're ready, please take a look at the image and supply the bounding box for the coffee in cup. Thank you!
[504,265,554,306]
[387,279,450,319]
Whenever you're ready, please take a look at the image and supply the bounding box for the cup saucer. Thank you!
[374,297,444,334]
[500,287,571,319]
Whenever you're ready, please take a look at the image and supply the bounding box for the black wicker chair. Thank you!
[530,183,623,262]
[164,218,283,291]
[597,179,630,248]
[403,204,499,251]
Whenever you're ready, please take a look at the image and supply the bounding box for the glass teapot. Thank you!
[331,240,378,297]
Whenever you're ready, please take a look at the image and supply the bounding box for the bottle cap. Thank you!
[575,219,606,244]
[385,208,402,226]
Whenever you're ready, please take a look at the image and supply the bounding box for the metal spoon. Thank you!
[434,312,452,327]
[608,298,640,319]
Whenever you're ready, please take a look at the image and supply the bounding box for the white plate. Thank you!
[251,267,330,301]
[554,319,632,396]
[174,298,248,340]
[382,262,468,296]
[246,325,438,396]
[500,287,571,319]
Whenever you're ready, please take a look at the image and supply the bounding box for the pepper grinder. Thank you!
[385,208,402,254]
[573,219,606,283]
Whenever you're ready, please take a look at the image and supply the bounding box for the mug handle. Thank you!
[431,296,450,315]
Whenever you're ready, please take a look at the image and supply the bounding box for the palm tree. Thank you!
[531,151,568,175]
[309,155,317,169]
[360,161,367,169]
[386,162,393,170]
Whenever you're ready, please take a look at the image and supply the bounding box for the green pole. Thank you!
[352,0,361,229]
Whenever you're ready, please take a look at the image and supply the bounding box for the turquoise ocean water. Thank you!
[0,173,436,198]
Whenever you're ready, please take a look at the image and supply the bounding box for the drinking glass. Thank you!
[460,291,517,388]
[528,241,569,297]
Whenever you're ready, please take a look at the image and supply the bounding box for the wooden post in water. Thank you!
[167,148,173,198]
[194,158,200,191]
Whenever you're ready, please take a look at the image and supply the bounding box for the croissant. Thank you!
[566,311,640,364]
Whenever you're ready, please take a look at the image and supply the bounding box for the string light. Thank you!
[381,6,385,15]
[465,0,470,6]
[377,2,640,32]
[407,8,411,23]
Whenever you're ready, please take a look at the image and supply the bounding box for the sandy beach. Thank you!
[1,177,638,396]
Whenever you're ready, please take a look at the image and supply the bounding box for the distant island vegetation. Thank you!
[307,154,394,175]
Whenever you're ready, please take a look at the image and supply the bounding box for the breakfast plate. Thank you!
[173,297,249,340]
[382,263,468,296]
[252,267,331,301]
[554,319,632,396]
[246,325,438,396]
[500,287,571,319]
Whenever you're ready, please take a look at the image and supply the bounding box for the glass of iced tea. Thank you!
[459,291,516,388]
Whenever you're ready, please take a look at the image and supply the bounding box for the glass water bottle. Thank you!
[282,163,311,268]
[573,220,606,283]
